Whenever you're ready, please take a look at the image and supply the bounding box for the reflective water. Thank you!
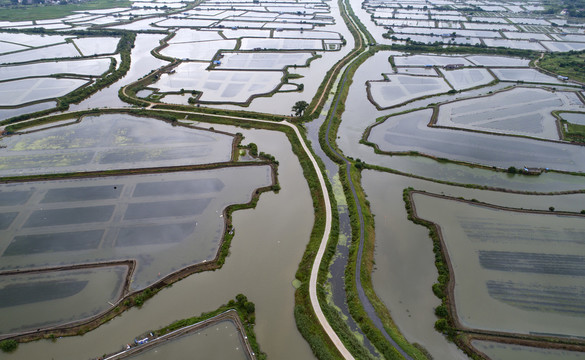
[70,34,167,110]
[0,114,233,175]
[339,51,585,191]
[367,105,585,172]
[0,266,126,335]
[0,166,272,291]
[126,320,247,360]
[0,78,88,106]
[0,59,111,81]
[472,341,585,360]
[5,127,314,359]
[363,170,585,359]
[413,193,585,337]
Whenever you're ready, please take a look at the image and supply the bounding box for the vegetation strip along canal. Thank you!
[323,56,414,360]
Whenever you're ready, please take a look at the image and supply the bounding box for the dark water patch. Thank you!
[23,205,115,228]
[123,198,211,220]
[0,280,88,308]
[479,251,585,276]
[133,178,224,197]
[115,222,195,247]
[41,185,123,203]
[3,230,104,256]
[487,280,585,315]
[0,190,33,206]
[0,212,18,230]
[461,219,585,246]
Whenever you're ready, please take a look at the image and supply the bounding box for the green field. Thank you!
[0,0,131,22]
[562,120,585,143]
[539,50,585,83]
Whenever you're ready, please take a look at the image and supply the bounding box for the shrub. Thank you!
[0,339,18,353]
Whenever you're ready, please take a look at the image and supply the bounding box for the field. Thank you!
[0,0,131,21]
[539,51,585,83]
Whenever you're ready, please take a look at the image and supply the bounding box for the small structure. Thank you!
[213,60,221,65]
[444,64,464,70]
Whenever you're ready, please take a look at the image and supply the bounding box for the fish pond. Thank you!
[0,113,234,176]
[412,192,585,338]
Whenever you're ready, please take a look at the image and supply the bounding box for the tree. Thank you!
[0,339,18,353]
[291,100,308,117]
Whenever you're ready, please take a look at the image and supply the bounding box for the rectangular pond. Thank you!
[472,340,585,360]
[160,40,237,61]
[436,87,583,140]
[125,320,248,360]
[368,75,451,108]
[216,51,311,70]
[0,58,111,81]
[72,37,120,56]
[0,166,273,290]
[367,106,585,172]
[0,113,234,176]
[491,68,569,84]
[154,62,282,103]
[412,192,585,338]
[0,77,88,106]
[0,265,127,335]
[439,68,494,90]
[0,43,81,64]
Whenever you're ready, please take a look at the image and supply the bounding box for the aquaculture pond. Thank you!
[70,34,167,111]
[363,170,585,360]
[0,266,127,335]
[0,58,111,81]
[0,165,272,291]
[367,106,585,172]
[412,192,585,337]
[6,127,314,360]
[0,78,88,106]
[155,62,283,103]
[216,52,312,70]
[368,75,451,108]
[439,68,494,90]
[465,55,530,67]
[491,68,567,84]
[339,51,585,192]
[0,113,234,176]
[561,112,585,126]
[472,341,585,360]
[435,87,582,140]
[0,102,56,121]
[126,320,248,360]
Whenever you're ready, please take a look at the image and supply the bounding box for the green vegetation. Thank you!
[0,0,131,22]
[540,0,585,16]
[386,42,538,59]
[539,50,585,83]
[558,115,585,144]
[0,339,18,353]
[402,189,461,346]
[292,100,309,117]
[58,32,135,110]
[313,41,428,359]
